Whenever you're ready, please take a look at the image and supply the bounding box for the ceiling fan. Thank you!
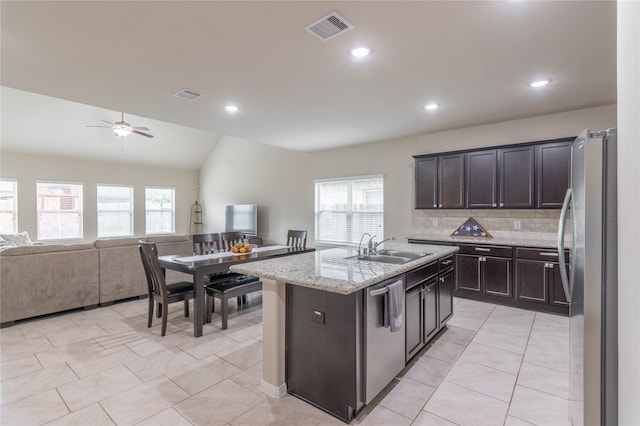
[86,112,154,138]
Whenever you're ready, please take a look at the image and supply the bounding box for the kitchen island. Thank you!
[230,242,458,421]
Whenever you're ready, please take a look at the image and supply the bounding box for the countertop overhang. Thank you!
[229,243,458,295]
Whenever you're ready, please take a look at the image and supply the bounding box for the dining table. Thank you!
[158,244,315,337]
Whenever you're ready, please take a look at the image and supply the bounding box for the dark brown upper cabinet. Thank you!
[466,150,498,208]
[415,154,464,209]
[500,146,535,208]
[466,147,534,209]
[415,137,573,210]
[536,141,572,208]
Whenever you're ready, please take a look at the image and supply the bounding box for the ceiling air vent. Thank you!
[174,88,204,101]
[305,11,353,41]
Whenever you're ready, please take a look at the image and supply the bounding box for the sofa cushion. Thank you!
[146,234,191,244]
[0,243,95,256]
[94,237,144,249]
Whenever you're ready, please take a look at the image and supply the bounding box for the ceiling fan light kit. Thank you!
[86,112,154,138]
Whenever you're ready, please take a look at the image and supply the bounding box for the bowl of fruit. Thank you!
[231,242,252,254]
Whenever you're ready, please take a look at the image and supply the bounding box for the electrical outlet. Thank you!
[432,219,438,227]
[514,220,521,230]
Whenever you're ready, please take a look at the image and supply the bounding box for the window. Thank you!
[315,175,384,245]
[97,185,134,237]
[0,179,18,233]
[145,187,175,234]
[37,181,83,240]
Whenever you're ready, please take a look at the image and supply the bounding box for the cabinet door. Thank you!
[536,142,572,208]
[500,146,535,208]
[415,157,438,209]
[438,270,454,326]
[438,154,465,208]
[405,286,424,360]
[424,280,439,342]
[549,262,570,306]
[457,254,481,292]
[466,150,498,208]
[482,256,512,298]
[515,259,547,303]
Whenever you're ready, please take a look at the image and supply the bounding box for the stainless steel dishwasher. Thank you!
[364,276,406,403]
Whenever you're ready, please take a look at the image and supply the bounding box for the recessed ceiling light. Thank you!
[529,79,552,88]
[424,103,440,111]
[349,46,372,58]
[224,105,239,113]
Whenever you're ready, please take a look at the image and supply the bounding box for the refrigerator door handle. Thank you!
[557,188,572,302]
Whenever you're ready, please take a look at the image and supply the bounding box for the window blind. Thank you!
[315,175,383,245]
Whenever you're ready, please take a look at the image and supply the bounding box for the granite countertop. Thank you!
[408,234,560,248]
[229,242,458,295]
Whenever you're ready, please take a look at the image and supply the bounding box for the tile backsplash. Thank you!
[413,209,562,241]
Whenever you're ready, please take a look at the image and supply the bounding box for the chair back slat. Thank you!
[287,230,307,249]
[220,231,244,251]
[192,233,222,255]
[138,241,168,299]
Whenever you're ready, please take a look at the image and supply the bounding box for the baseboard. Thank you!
[260,380,287,398]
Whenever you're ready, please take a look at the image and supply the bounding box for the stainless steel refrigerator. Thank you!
[557,128,617,426]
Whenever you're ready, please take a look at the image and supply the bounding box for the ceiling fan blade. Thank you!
[100,120,114,125]
[132,126,150,131]
[131,129,154,138]
[85,125,112,128]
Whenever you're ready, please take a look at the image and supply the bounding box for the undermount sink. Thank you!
[345,254,411,264]
[376,249,431,260]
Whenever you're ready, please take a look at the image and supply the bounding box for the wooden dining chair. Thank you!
[287,230,308,249]
[219,231,245,251]
[207,231,262,314]
[192,233,243,284]
[192,232,221,255]
[138,241,194,336]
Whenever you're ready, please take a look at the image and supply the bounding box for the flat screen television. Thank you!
[225,204,257,236]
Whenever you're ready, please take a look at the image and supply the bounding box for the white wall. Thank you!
[199,135,311,244]
[200,105,616,246]
[0,151,199,242]
[617,1,640,424]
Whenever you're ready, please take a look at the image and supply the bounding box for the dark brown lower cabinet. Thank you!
[456,245,512,299]
[438,268,454,326]
[405,256,455,362]
[514,248,569,313]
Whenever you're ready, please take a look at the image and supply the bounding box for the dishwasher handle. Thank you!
[369,287,388,297]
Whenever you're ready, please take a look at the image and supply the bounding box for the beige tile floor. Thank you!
[0,295,571,425]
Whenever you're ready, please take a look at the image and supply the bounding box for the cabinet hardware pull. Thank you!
[433,204,437,208]
[540,252,558,257]
[493,203,497,207]
[441,260,452,265]
[474,247,491,252]
[500,202,504,207]
[440,277,445,282]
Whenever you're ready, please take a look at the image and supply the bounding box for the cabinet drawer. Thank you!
[516,247,569,262]
[458,244,513,258]
[405,262,438,290]
[438,255,455,272]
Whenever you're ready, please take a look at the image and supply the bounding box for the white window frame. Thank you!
[314,174,384,246]
[97,184,134,238]
[36,181,83,241]
[0,179,18,233]
[145,187,175,235]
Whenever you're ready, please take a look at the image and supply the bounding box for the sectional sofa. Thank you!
[0,235,192,327]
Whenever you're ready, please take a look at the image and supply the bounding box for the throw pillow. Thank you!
[0,231,34,246]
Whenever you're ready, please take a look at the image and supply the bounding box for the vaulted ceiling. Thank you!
[1,1,617,168]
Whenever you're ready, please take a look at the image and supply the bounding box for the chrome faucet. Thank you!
[358,233,373,258]
[370,237,396,255]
